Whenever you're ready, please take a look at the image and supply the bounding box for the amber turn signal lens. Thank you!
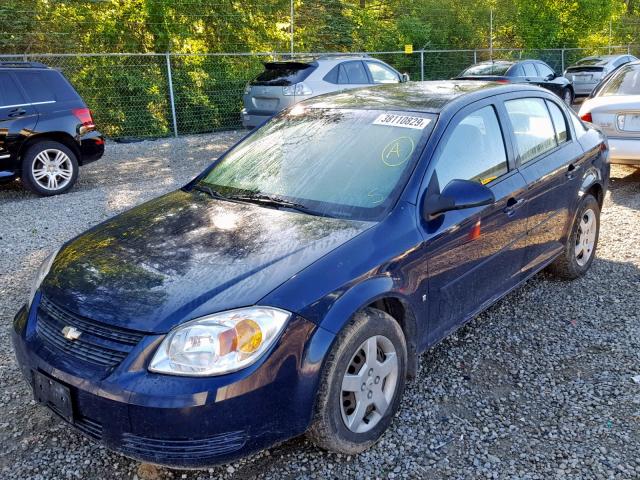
[235,319,262,353]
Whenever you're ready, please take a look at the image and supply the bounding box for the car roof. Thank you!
[272,55,375,65]
[0,61,50,70]
[300,80,545,114]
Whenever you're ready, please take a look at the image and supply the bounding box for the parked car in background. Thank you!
[14,80,608,468]
[241,55,409,128]
[456,60,574,105]
[564,54,638,97]
[579,60,640,166]
[0,62,104,195]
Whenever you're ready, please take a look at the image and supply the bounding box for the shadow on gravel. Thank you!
[609,165,639,211]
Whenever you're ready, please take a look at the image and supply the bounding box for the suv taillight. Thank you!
[73,108,96,133]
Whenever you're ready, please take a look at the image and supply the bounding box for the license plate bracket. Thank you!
[32,370,74,423]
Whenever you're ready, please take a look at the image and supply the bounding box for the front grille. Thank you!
[74,416,103,440]
[36,296,144,368]
[121,431,246,463]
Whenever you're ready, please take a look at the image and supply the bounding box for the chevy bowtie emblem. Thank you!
[61,325,82,341]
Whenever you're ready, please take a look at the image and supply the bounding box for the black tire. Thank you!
[548,194,600,279]
[21,141,79,196]
[562,87,574,106]
[307,308,407,454]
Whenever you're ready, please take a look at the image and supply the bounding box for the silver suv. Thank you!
[241,55,408,128]
[564,54,638,96]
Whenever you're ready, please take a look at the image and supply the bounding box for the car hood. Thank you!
[41,189,372,333]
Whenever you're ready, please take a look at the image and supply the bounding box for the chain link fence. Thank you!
[3,45,637,139]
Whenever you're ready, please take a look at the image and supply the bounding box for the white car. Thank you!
[579,61,640,166]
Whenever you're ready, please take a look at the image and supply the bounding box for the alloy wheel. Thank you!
[575,208,596,266]
[340,335,398,433]
[563,90,572,106]
[31,149,73,191]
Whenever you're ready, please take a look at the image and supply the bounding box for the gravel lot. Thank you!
[1,133,639,480]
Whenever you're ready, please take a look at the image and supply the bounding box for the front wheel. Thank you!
[307,308,407,454]
[562,87,573,106]
[548,194,600,279]
[21,141,79,196]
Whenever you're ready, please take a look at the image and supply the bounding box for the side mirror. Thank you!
[422,179,495,219]
[545,72,557,81]
[401,73,410,83]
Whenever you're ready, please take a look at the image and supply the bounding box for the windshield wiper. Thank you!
[227,193,319,215]
[192,183,227,199]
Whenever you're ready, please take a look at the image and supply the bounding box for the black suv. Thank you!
[0,62,104,196]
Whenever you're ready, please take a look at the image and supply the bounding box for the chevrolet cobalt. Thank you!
[13,81,609,467]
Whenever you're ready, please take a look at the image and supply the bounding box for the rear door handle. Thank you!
[504,198,525,216]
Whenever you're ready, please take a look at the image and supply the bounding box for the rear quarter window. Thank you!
[13,70,81,103]
[0,72,26,106]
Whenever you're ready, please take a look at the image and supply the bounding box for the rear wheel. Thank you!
[307,308,407,454]
[21,141,78,196]
[548,194,600,279]
[562,87,573,106]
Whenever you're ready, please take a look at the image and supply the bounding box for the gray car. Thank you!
[578,61,640,166]
[241,55,408,128]
[564,54,637,96]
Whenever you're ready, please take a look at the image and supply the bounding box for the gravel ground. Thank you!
[1,133,639,480]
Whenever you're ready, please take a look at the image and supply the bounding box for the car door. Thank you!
[420,101,530,344]
[0,71,38,171]
[535,62,563,96]
[503,95,585,277]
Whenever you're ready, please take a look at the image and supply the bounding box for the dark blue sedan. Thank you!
[12,81,609,467]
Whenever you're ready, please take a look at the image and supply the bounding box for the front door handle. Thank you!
[503,198,525,216]
[8,108,26,117]
[566,163,580,180]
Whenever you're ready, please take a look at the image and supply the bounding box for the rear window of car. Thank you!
[599,65,640,96]
[461,63,512,76]
[0,72,26,106]
[13,70,81,103]
[576,58,606,66]
[251,62,317,86]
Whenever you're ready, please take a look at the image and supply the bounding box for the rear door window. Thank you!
[338,61,369,85]
[523,63,537,78]
[435,105,509,188]
[13,70,80,103]
[365,62,400,84]
[252,62,316,86]
[0,72,26,106]
[505,98,558,164]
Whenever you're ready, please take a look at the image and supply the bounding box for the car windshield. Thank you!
[199,108,435,220]
[600,66,640,96]
[461,63,512,76]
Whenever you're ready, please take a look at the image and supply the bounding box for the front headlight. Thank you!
[149,307,291,376]
[27,247,60,309]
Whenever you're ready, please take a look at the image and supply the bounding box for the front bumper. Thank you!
[608,137,640,165]
[12,299,334,468]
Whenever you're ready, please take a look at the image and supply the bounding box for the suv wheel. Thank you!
[307,308,407,454]
[21,141,78,196]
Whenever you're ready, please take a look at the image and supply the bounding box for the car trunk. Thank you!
[587,95,640,138]
[244,61,316,114]
[565,66,604,83]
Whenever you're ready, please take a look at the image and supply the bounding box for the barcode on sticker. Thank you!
[373,114,431,130]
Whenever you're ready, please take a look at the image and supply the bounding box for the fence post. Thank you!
[473,49,477,64]
[165,53,178,138]
[420,50,424,81]
[561,48,565,73]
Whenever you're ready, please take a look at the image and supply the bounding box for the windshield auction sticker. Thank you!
[373,114,431,130]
